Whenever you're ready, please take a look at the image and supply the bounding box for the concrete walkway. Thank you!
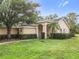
[0,39,35,45]
[0,41,18,45]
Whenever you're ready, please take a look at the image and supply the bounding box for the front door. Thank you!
[38,24,44,39]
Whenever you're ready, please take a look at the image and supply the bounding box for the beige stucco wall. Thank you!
[0,20,70,37]
[39,22,48,33]
[11,28,17,34]
[0,28,17,35]
[57,20,70,33]
[0,26,37,35]
[22,26,37,34]
[0,28,7,35]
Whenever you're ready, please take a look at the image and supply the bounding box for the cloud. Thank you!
[58,2,62,8]
[58,0,69,8]
[32,0,39,2]
[62,1,69,7]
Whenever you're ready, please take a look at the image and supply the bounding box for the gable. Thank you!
[58,20,70,33]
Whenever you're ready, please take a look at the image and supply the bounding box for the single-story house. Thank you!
[0,18,70,39]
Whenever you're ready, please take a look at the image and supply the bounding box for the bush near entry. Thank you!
[49,33,75,39]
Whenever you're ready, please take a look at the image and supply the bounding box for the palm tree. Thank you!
[46,14,59,38]
[48,21,59,38]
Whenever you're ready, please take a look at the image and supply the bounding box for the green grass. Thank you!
[0,36,79,59]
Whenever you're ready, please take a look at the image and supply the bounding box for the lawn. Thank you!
[0,36,79,59]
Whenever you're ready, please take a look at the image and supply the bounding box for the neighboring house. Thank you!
[0,18,70,39]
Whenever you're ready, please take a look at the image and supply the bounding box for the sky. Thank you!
[33,0,79,17]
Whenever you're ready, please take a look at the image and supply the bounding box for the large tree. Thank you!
[0,0,3,4]
[45,14,58,20]
[74,24,79,34]
[0,0,39,39]
[66,13,78,34]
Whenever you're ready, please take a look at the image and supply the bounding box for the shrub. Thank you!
[49,33,74,39]
[21,34,37,39]
[0,34,37,40]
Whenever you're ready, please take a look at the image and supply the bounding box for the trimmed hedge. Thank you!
[0,33,75,40]
[21,34,37,39]
[0,35,20,40]
[49,33,75,39]
[0,34,37,40]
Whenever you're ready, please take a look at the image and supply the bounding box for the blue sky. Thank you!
[34,0,79,17]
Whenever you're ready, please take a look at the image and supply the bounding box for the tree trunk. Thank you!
[52,28,54,38]
[7,27,11,40]
[17,28,20,39]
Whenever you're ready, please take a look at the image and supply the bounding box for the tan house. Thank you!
[0,18,70,39]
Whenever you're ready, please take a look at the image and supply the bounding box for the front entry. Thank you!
[38,23,49,39]
[38,24,44,39]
